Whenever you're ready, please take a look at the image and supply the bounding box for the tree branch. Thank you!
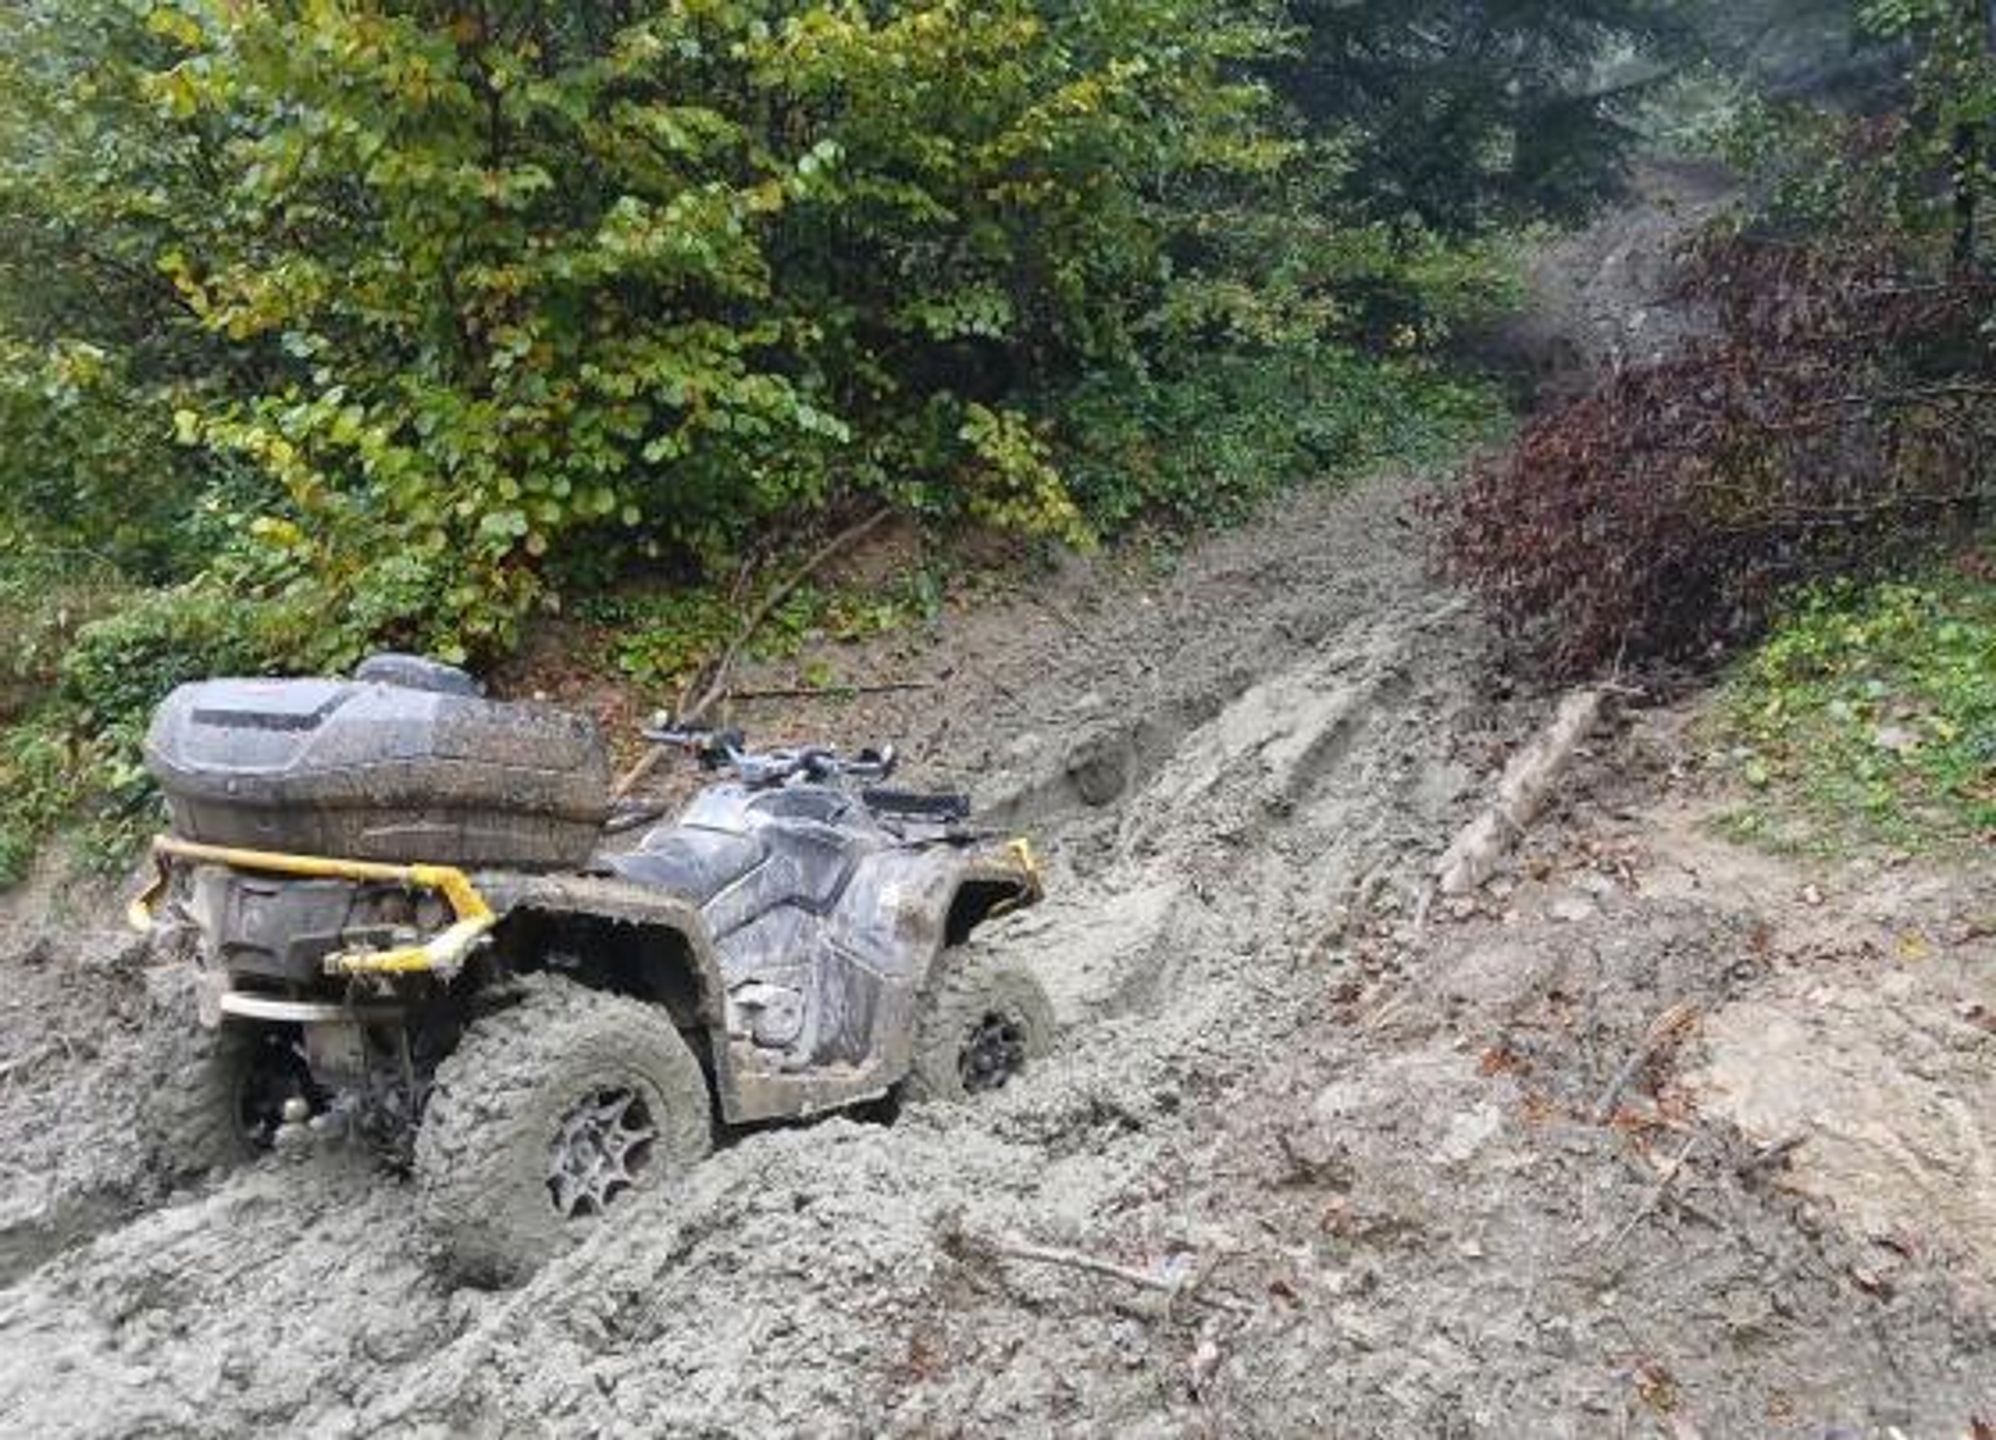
[673,506,897,728]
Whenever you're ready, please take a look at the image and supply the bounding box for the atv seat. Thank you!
[863,788,971,824]
[603,826,766,904]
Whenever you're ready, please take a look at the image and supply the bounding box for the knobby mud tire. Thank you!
[415,974,712,1287]
[141,970,276,1179]
[144,1024,268,1177]
[904,946,1056,1103]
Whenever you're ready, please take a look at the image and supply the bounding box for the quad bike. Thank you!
[129,655,1049,1282]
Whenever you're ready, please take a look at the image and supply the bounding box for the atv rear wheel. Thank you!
[904,948,1056,1103]
[415,975,712,1285]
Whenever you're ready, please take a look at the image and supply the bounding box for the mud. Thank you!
[4,181,1995,1436]
[1478,157,1736,405]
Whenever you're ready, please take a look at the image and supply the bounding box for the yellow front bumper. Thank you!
[130,835,497,979]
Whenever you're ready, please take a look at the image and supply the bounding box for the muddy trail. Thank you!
[3,179,1995,1437]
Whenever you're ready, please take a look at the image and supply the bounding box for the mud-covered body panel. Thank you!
[565,781,1035,1121]
[604,829,766,906]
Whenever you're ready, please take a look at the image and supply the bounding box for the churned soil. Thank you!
[2,175,1991,1438]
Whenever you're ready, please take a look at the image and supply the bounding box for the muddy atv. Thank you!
[129,655,1049,1283]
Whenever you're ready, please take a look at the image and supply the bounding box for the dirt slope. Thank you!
[2,178,1993,1436]
[0,470,1503,1433]
[1,464,1991,1437]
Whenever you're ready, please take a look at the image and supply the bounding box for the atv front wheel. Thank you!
[415,975,713,1285]
[904,948,1056,1103]
[145,976,317,1177]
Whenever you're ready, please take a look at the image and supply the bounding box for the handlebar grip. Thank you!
[862,788,969,822]
[640,721,706,747]
[639,722,745,770]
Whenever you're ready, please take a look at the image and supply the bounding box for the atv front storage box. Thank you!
[144,658,608,869]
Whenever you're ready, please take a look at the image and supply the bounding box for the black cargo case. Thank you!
[145,671,609,869]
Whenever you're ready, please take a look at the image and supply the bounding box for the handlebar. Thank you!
[640,719,897,788]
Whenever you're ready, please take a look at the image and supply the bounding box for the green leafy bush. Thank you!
[0,4,251,588]
[0,586,322,883]
[57,588,317,736]
[0,723,80,884]
[1057,346,1502,531]
[38,0,1283,657]
[0,553,131,718]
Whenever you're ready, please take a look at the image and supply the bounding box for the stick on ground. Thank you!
[724,680,934,702]
[1607,1134,1701,1251]
[1592,1001,1701,1123]
[977,1234,1254,1315]
[1737,1133,1809,1177]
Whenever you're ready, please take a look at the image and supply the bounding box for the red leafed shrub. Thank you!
[1436,232,1996,676]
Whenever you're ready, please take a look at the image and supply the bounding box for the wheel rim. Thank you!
[958,1008,1031,1093]
[546,1087,657,1219]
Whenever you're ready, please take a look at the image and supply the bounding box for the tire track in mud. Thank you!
[0,472,1519,1437]
[358,483,1505,1437]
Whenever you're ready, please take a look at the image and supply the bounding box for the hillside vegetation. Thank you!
[0,0,1688,877]
[5,0,1991,877]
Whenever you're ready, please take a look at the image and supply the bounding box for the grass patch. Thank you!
[1714,564,1996,853]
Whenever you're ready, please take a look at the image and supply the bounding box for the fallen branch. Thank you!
[1607,1134,1701,1252]
[1436,688,1605,897]
[972,1233,1254,1315]
[724,680,934,702]
[610,746,669,803]
[675,508,896,728]
[1737,1132,1809,1178]
[1592,1001,1701,1123]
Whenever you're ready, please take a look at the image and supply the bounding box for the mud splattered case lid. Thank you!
[143,661,609,870]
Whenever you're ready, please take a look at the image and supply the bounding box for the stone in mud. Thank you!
[1065,734,1132,807]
